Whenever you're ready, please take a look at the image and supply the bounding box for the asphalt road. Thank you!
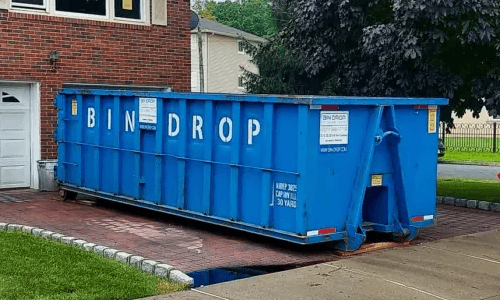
[438,163,500,180]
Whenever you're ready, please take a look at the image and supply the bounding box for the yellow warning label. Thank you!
[71,99,77,116]
[428,106,437,133]
[123,0,132,10]
[371,175,382,186]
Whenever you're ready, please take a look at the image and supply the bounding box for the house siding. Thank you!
[0,1,190,159]
[452,107,493,124]
[207,34,257,93]
[191,32,258,93]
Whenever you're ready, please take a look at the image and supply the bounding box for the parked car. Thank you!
[438,139,445,157]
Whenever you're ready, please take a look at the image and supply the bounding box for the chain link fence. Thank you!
[439,122,500,152]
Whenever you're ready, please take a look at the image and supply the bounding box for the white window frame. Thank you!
[50,0,110,21]
[11,0,47,11]
[113,0,146,23]
[237,40,244,55]
[238,75,244,89]
[9,0,148,24]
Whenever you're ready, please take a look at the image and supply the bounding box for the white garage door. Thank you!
[0,83,31,189]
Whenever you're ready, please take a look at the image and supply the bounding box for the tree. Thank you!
[191,0,216,20]
[247,0,500,122]
[211,0,278,38]
[243,36,315,95]
[241,0,321,95]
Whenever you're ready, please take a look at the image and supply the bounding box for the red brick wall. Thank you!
[0,2,190,159]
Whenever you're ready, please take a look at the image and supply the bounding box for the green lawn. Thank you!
[437,177,500,203]
[443,137,500,153]
[439,150,500,165]
[0,231,187,300]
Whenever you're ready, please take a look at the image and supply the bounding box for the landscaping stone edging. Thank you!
[0,222,194,287]
[437,196,500,212]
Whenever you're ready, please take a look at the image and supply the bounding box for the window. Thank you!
[114,0,141,20]
[56,0,105,16]
[238,76,244,89]
[10,0,145,22]
[1,92,20,103]
[237,40,244,54]
[12,0,46,10]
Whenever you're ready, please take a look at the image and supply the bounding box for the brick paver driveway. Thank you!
[1,189,499,272]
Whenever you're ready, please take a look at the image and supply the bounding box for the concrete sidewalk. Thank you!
[145,229,500,300]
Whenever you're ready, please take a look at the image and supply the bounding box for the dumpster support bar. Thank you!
[338,105,416,251]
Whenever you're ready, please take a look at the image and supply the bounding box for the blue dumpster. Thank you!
[55,89,447,251]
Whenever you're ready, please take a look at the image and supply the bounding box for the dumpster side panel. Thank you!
[185,100,207,214]
[397,106,438,221]
[211,101,236,219]
[56,89,446,246]
[304,106,372,234]
[239,102,266,226]
[271,105,300,234]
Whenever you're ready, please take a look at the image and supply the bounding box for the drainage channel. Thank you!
[186,265,297,288]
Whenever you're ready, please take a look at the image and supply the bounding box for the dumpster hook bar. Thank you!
[375,130,401,144]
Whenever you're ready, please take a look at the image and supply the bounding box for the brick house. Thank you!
[0,0,190,189]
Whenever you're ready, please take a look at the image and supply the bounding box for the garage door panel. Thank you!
[0,83,31,189]
[0,164,30,187]
[0,140,27,158]
[0,112,28,131]
[1,85,29,107]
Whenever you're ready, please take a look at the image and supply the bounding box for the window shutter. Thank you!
[152,0,167,26]
[0,0,8,10]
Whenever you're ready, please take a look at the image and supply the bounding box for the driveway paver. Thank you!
[0,189,499,272]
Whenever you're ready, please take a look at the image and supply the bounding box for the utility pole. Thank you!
[197,26,204,92]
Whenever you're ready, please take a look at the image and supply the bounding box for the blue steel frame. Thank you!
[336,105,429,250]
[55,89,447,249]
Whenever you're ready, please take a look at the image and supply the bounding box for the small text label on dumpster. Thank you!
[428,105,437,133]
[273,182,297,209]
[71,99,77,116]
[320,111,348,153]
[371,174,382,186]
[139,98,157,124]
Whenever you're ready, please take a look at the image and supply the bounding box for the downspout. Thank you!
[197,26,204,92]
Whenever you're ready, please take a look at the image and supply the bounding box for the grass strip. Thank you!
[0,231,187,300]
[437,177,500,203]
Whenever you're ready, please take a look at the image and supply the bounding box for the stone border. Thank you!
[437,196,500,212]
[0,222,194,287]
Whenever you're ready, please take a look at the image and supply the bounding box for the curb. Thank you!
[436,196,500,212]
[438,161,500,167]
[0,222,194,287]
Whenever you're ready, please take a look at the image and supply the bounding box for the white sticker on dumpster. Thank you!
[139,98,157,130]
[139,98,157,124]
[320,111,348,153]
[273,182,297,209]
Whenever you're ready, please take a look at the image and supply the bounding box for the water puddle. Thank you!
[187,267,268,288]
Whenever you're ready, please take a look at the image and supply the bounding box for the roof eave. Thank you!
[191,29,266,43]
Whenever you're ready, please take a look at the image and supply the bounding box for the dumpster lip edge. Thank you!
[57,88,449,106]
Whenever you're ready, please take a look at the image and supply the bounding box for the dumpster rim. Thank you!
[58,88,449,106]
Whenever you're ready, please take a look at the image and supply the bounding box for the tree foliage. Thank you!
[243,37,316,95]
[192,0,216,20]
[245,0,500,122]
[196,0,278,38]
